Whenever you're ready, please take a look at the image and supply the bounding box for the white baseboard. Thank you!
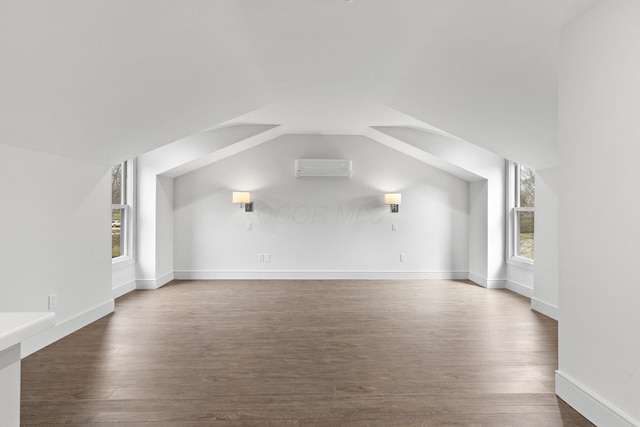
[556,370,638,427]
[506,279,534,298]
[468,273,506,289]
[112,280,136,299]
[468,272,486,286]
[20,299,115,358]
[136,272,174,290]
[531,297,559,320]
[173,270,469,281]
[485,279,506,289]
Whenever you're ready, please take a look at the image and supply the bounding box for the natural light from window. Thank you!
[510,162,535,262]
[111,161,131,260]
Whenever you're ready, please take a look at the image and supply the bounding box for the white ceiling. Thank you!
[0,0,598,169]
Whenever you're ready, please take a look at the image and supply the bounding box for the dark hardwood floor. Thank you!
[21,280,593,426]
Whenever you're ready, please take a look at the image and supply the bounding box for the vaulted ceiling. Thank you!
[0,0,598,169]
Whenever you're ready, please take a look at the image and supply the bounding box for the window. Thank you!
[508,161,535,263]
[112,160,134,261]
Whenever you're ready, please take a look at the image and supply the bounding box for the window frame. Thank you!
[506,160,535,268]
[112,159,136,265]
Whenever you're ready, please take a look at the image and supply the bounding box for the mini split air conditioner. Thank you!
[295,159,352,177]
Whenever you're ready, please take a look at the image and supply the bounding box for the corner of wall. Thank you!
[136,272,174,290]
[556,371,638,427]
[531,298,558,320]
[21,300,115,358]
[468,272,506,289]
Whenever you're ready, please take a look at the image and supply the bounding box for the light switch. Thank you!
[246,222,252,231]
[400,254,407,262]
[258,254,264,262]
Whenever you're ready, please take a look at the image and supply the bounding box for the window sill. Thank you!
[112,257,135,269]
[507,257,534,271]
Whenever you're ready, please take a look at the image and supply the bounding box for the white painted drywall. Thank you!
[506,263,534,298]
[483,166,506,288]
[156,175,174,281]
[468,180,488,281]
[0,143,113,354]
[532,167,559,319]
[558,1,640,424]
[369,126,507,288]
[135,157,159,286]
[136,124,282,288]
[173,134,469,278]
[112,261,136,299]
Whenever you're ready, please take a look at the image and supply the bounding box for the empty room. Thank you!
[1,1,638,426]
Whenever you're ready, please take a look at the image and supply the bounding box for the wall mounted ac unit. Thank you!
[295,159,352,177]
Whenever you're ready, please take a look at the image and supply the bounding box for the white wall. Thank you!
[557,1,640,425]
[532,167,559,319]
[112,261,136,299]
[0,144,114,356]
[173,134,469,279]
[135,158,159,287]
[468,181,488,281]
[370,126,507,288]
[467,173,506,289]
[135,124,282,289]
[506,263,534,298]
[485,171,506,287]
[156,175,174,281]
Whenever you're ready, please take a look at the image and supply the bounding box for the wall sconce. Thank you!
[232,191,253,212]
[384,193,401,213]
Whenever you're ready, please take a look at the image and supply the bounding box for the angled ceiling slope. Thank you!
[1,0,599,168]
[153,123,496,184]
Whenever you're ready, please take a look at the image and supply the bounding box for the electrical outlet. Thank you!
[264,253,270,262]
[392,223,399,232]
[400,254,407,262]
[258,254,264,262]
[48,294,58,310]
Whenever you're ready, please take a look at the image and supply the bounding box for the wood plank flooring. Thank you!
[21,280,593,426]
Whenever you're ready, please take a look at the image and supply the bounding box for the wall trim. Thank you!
[485,279,506,289]
[531,298,559,320]
[556,370,637,427]
[20,299,115,358]
[136,272,174,290]
[468,272,506,289]
[468,272,486,286]
[506,279,534,298]
[173,270,469,281]
[112,280,136,299]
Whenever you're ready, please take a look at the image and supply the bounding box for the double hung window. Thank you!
[508,161,535,262]
[112,160,134,261]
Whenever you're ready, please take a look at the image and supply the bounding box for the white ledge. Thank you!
[0,312,56,353]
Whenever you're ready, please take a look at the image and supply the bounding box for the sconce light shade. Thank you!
[384,193,401,213]
[232,192,253,212]
[232,192,251,204]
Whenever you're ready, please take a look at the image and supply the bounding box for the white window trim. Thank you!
[506,160,534,268]
[112,159,136,265]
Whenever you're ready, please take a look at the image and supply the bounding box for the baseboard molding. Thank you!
[506,279,534,298]
[556,370,637,427]
[468,273,506,289]
[112,280,136,299]
[20,299,115,358]
[531,297,559,320]
[173,270,469,281]
[136,272,175,290]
